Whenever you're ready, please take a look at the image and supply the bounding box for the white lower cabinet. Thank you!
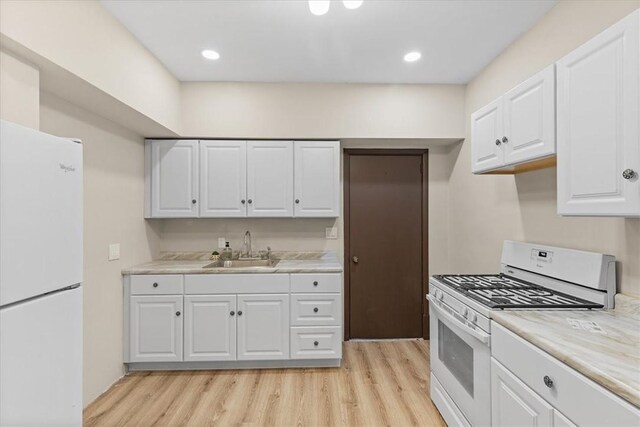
[237,294,289,360]
[126,273,342,367]
[184,295,236,361]
[129,295,183,363]
[491,358,554,427]
[491,323,640,427]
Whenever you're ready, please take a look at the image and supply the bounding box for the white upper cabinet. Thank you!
[200,140,247,217]
[557,10,640,217]
[246,140,294,217]
[148,140,199,218]
[294,141,340,217]
[471,98,504,173]
[471,65,556,174]
[503,65,556,166]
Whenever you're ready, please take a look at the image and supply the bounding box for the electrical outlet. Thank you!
[218,237,226,249]
[325,227,338,239]
[108,243,120,261]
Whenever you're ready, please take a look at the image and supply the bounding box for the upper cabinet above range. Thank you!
[471,64,556,174]
[145,139,340,218]
[556,10,639,217]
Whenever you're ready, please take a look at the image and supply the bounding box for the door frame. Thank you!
[343,149,429,340]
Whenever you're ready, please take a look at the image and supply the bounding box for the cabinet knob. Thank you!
[295,199,300,204]
[152,282,158,288]
[247,199,253,204]
[622,169,636,180]
[238,310,243,316]
[192,199,197,204]
[313,281,318,286]
[176,311,181,317]
[313,307,319,313]
[502,136,509,144]
[241,199,246,204]
[543,375,553,388]
[230,311,235,316]
[495,139,501,146]
[313,341,319,347]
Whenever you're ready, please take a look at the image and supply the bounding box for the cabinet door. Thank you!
[557,11,640,216]
[471,98,504,173]
[237,294,289,360]
[294,141,340,217]
[129,295,183,362]
[184,295,236,361]
[199,140,247,217]
[503,64,556,166]
[150,140,199,217]
[491,358,553,427]
[246,141,294,217]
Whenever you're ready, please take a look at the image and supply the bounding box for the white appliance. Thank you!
[428,241,616,427]
[0,120,83,425]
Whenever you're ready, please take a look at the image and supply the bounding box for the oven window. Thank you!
[438,320,474,397]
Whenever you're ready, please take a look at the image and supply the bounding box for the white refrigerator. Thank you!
[0,120,83,425]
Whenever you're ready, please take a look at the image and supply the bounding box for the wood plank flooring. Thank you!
[84,340,446,426]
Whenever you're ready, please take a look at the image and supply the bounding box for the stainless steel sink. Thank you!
[202,259,279,269]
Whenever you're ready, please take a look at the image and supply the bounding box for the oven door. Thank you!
[429,295,491,427]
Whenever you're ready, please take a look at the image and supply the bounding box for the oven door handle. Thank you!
[428,295,490,345]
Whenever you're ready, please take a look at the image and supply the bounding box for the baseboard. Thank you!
[126,358,342,371]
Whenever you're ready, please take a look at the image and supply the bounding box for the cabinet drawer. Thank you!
[185,274,289,294]
[130,275,183,295]
[290,326,342,359]
[290,273,341,293]
[492,323,640,426]
[291,294,341,326]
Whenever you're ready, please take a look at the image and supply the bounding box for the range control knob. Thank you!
[462,307,469,318]
[437,290,444,301]
[470,313,478,323]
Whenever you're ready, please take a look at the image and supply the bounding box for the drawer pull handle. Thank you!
[543,375,553,388]
[313,281,319,286]
[176,311,181,317]
[152,283,158,288]
[230,311,235,316]
[313,307,319,313]
[238,311,243,316]
[313,341,319,347]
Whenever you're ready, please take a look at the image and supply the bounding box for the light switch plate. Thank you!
[218,237,226,249]
[108,243,120,261]
[325,227,338,239]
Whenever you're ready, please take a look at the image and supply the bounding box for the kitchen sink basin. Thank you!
[202,259,279,269]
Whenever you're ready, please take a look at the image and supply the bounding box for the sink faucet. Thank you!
[241,230,252,258]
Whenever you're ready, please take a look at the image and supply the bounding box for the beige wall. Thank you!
[0,49,39,129]
[449,0,640,296]
[39,92,161,406]
[1,0,181,133]
[180,82,465,139]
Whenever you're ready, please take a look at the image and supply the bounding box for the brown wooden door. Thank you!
[345,151,427,339]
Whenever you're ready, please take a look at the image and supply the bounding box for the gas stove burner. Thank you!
[433,274,604,310]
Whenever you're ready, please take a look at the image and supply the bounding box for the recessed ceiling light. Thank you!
[404,51,421,62]
[201,49,220,60]
[309,0,330,16]
[343,0,364,9]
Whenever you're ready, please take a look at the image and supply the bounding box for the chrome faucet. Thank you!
[241,230,252,258]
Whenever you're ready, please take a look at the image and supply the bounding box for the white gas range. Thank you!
[428,241,616,427]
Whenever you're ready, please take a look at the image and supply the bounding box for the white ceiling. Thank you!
[100,0,557,84]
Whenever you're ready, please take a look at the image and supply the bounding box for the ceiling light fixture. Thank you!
[404,51,421,62]
[201,49,220,60]
[343,0,363,9]
[309,0,330,16]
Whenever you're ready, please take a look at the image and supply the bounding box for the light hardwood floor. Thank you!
[84,340,446,426]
